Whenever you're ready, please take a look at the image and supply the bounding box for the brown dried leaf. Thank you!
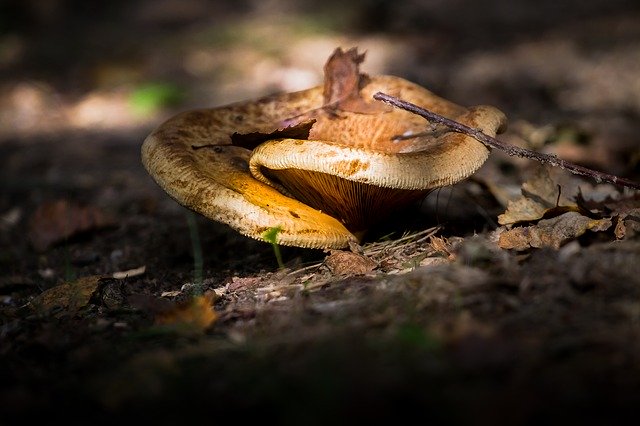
[154,292,218,331]
[601,193,640,213]
[31,275,108,313]
[28,199,115,251]
[323,47,363,105]
[498,166,577,225]
[573,184,640,240]
[614,208,640,240]
[429,236,462,260]
[230,120,315,150]
[498,211,612,251]
[322,47,388,114]
[325,250,377,275]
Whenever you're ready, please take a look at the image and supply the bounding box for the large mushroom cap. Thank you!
[141,48,507,249]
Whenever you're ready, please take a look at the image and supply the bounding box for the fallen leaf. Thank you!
[322,47,388,114]
[498,166,576,225]
[429,236,463,260]
[28,199,115,251]
[325,250,377,275]
[230,120,315,150]
[154,291,218,331]
[30,275,108,313]
[574,191,640,240]
[614,208,640,240]
[498,211,612,251]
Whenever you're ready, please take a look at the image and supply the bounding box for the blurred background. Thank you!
[1,0,639,137]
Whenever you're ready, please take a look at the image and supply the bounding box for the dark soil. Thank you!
[2,1,640,424]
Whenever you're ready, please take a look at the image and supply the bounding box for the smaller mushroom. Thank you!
[141,48,507,249]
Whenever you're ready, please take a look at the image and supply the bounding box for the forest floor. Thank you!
[2,1,640,424]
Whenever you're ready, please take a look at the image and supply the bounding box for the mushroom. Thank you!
[142,48,507,249]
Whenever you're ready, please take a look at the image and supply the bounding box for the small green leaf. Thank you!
[262,226,284,269]
[262,226,282,244]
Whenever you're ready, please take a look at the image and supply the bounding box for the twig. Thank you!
[373,92,640,191]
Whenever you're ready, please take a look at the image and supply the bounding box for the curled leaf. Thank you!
[322,47,389,114]
[614,208,640,240]
[498,166,576,225]
[498,212,612,251]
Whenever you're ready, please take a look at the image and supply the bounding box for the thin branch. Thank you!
[373,92,640,191]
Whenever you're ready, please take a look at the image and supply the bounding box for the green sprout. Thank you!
[262,226,285,269]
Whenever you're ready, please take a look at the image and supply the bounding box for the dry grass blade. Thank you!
[363,226,441,257]
[286,226,442,280]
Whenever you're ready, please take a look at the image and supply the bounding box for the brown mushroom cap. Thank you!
[142,119,358,249]
[141,74,506,249]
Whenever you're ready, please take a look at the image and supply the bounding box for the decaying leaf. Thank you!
[230,120,315,150]
[496,164,639,250]
[30,275,108,313]
[575,189,640,240]
[498,211,612,251]
[324,250,377,275]
[28,199,115,251]
[322,47,389,114]
[614,209,640,240]
[154,291,218,331]
[429,236,463,260]
[498,166,577,225]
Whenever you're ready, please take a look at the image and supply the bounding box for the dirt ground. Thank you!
[2,1,640,424]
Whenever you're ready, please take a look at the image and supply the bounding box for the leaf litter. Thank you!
[495,164,638,250]
[28,275,110,315]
